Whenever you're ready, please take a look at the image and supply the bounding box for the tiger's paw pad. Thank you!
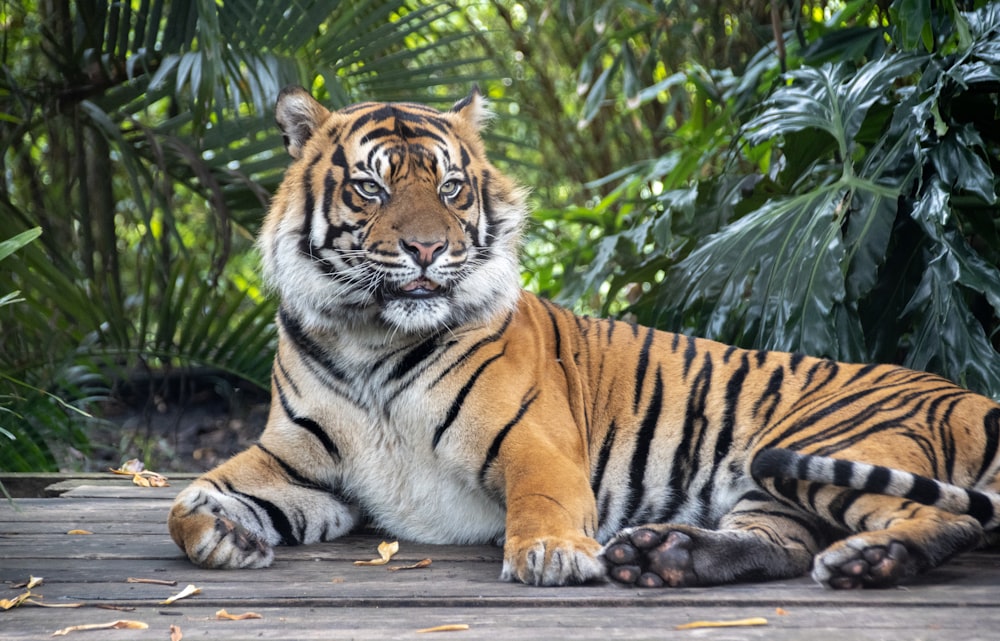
[501,535,605,586]
[813,540,910,589]
[602,528,697,588]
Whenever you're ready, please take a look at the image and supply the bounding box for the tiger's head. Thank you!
[260,86,528,336]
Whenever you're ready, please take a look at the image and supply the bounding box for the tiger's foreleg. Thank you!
[602,491,821,587]
[168,445,357,569]
[494,426,605,586]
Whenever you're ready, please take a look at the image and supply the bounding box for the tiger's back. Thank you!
[168,86,1000,590]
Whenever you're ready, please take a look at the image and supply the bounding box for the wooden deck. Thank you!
[2,475,999,640]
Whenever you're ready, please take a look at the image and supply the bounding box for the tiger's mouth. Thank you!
[393,277,443,299]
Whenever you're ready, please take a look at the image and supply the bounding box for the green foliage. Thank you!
[0,0,487,471]
[554,1,1000,398]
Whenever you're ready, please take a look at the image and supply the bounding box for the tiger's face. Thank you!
[260,86,527,335]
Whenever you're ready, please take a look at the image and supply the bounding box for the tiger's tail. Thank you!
[751,448,1000,530]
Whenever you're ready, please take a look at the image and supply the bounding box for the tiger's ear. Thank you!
[275,86,331,159]
[450,85,492,131]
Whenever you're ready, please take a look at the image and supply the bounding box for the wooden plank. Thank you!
[3,554,999,608]
[2,604,998,641]
[3,490,1000,639]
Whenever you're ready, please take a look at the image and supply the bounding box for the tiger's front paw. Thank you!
[500,534,605,586]
[169,491,274,569]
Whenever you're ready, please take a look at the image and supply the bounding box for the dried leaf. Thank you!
[216,608,263,620]
[51,620,148,636]
[354,540,399,566]
[0,591,32,610]
[12,575,43,589]
[126,577,177,586]
[417,624,470,633]
[109,458,145,475]
[675,617,768,630]
[26,599,83,608]
[160,584,201,605]
[95,605,136,612]
[170,624,183,641]
[775,607,789,615]
[388,558,432,571]
[66,530,92,535]
[131,472,169,488]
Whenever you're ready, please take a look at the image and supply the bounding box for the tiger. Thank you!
[168,85,1000,590]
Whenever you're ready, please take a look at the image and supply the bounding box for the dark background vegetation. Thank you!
[1,0,998,475]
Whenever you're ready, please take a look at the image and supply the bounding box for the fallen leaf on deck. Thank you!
[110,459,169,487]
[131,472,169,487]
[51,620,148,636]
[354,540,399,566]
[0,591,32,610]
[126,577,177,586]
[160,584,201,605]
[170,624,183,641]
[775,607,789,615]
[12,576,44,589]
[110,459,146,475]
[416,624,470,633]
[388,558,432,571]
[26,599,83,608]
[675,617,768,630]
[95,605,136,612]
[66,530,92,535]
[216,608,263,620]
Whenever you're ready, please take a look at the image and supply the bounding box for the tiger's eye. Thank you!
[440,180,462,198]
[356,180,382,196]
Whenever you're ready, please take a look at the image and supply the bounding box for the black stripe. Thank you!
[633,326,656,414]
[228,485,297,546]
[682,335,697,378]
[977,408,1000,483]
[278,307,349,382]
[966,489,995,525]
[624,367,664,520]
[433,349,505,448]
[257,443,323,490]
[479,388,540,484]
[867,464,892,493]
[430,311,513,388]
[905,475,941,505]
[274,378,341,460]
[832,459,854,487]
[753,366,784,424]
[388,335,440,381]
[591,420,618,498]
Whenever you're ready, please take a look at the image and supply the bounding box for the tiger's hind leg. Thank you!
[805,491,984,589]
[602,491,824,587]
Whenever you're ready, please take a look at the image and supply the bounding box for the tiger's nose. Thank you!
[401,239,447,268]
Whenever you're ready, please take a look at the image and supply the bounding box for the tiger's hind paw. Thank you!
[812,540,911,589]
[602,527,698,588]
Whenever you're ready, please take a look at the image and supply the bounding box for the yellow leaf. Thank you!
[0,591,32,610]
[66,530,92,535]
[675,617,768,630]
[160,584,201,605]
[353,540,399,566]
[13,576,43,589]
[216,608,263,620]
[132,474,152,487]
[51,620,148,636]
[417,624,470,633]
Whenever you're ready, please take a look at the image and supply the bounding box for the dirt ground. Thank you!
[79,374,270,474]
